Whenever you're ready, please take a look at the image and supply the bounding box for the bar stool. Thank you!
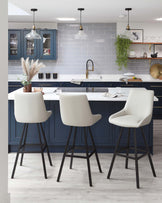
[11,92,53,179]
[107,88,156,188]
[57,94,102,186]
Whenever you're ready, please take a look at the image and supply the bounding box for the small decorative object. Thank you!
[21,57,45,92]
[33,87,44,95]
[115,35,132,70]
[129,29,144,42]
[46,73,51,79]
[129,50,136,58]
[38,73,44,79]
[150,63,162,79]
[143,52,147,58]
[151,52,158,58]
[53,73,58,79]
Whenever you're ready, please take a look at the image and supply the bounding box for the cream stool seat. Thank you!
[110,114,143,128]
[57,94,102,187]
[11,92,53,179]
[107,88,156,189]
[109,88,153,128]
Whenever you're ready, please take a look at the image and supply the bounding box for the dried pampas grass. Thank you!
[21,57,45,81]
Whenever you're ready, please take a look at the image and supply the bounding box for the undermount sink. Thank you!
[58,87,108,93]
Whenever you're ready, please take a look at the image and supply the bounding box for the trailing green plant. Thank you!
[115,35,132,70]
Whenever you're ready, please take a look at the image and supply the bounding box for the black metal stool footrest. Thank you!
[66,149,96,159]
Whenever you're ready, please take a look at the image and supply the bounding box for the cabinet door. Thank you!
[39,30,57,60]
[23,30,38,59]
[8,30,21,60]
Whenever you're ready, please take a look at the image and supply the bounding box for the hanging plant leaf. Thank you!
[115,35,132,70]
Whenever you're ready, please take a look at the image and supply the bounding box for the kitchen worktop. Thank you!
[8,87,158,102]
[8,74,162,82]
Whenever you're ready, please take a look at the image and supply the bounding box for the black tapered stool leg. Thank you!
[125,128,130,169]
[40,123,53,166]
[70,127,77,169]
[141,128,156,177]
[11,123,27,179]
[89,127,102,173]
[20,124,29,166]
[84,127,92,187]
[107,128,123,179]
[37,124,47,179]
[57,126,73,182]
[134,129,140,189]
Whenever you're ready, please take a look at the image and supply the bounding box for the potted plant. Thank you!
[21,57,45,92]
[115,35,132,70]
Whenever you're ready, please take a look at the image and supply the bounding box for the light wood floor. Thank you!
[8,120,162,203]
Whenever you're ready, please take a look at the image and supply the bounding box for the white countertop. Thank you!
[8,74,162,82]
[8,87,158,102]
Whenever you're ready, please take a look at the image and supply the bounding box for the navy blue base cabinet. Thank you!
[8,99,153,153]
[9,80,161,153]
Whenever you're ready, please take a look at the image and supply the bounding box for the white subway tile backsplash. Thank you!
[8,23,153,75]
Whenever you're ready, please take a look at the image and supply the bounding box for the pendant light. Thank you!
[121,8,132,39]
[75,8,87,40]
[25,8,41,40]
[125,8,132,30]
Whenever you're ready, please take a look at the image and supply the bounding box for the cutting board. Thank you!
[128,78,142,82]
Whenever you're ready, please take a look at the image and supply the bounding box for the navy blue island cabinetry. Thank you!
[8,29,57,60]
[8,81,158,153]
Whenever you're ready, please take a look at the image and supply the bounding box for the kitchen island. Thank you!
[8,87,158,153]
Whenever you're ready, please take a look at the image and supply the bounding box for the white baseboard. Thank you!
[0,193,10,203]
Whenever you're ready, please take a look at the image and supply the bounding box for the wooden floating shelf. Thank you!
[128,57,162,60]
[131,42,162,45]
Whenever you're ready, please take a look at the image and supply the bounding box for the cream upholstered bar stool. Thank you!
[57,94,102,187]
[11,92,53,179]
[107,88,156,188]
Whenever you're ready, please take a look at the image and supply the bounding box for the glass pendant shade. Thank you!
[25,8,41,40]
[75,29,87,40]
[25,29,41,40]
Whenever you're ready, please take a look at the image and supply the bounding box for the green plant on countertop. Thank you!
[115,35,132,70]
[20,57,45,86]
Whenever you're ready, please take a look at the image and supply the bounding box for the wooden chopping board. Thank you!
[128,78,142,82]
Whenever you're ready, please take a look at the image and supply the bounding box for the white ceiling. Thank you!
[8,0,162,23]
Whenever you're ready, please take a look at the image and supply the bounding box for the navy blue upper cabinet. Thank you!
[8,29,57,60]
[8,30,22,60]
[39,30,57,60]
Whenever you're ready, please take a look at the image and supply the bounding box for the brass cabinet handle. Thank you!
[9,85,22,87]
[121,85,134,87]
[38,84,52,87]
[154,106,162,109]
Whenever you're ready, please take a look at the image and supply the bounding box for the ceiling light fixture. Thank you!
[155,18,162,21]
[75,8,87,40]
[25,8,41,40]
[56,17,76,21]
[125,8,132,30]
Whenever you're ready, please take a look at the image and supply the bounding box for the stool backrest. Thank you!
[59,94,93,126]
[124,88,154,125]
[14,92,47,123]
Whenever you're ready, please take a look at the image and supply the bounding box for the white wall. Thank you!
[0,0,9,202]
[8,22,57,29]
[117,22,162,42]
